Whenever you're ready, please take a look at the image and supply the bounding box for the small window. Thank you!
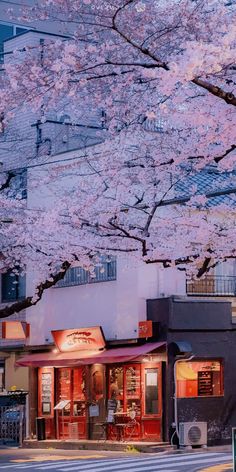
[0,23,28,63]
[176,360,223,398]
[145,368,158,414]
[1,270,26,302]
[0,24,13,63]
[15,27,27,36]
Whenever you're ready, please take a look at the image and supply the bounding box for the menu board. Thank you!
[58,368,71,400]
[126,367,140,396]
[198,371,213,396]
[38,367,54,417]
[107,399,117,423]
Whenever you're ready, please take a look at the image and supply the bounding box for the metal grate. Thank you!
[188,425,202,444]
[0,404,25,445]
[55,257,116,288]
[187,275,236,297]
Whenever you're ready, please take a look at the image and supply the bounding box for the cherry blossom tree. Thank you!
[0,0,236,317]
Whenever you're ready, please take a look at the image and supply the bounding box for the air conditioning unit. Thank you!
[179,422,207,447]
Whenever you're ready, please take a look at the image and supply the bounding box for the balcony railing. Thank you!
[55,258,116,288]
[186,275,236,297]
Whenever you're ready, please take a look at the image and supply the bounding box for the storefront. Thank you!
[147,296,235,446]
[17,327,166,442]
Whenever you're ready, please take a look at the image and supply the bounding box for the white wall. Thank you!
[26,258,186,345]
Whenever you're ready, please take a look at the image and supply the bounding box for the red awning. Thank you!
[16,342,166,367]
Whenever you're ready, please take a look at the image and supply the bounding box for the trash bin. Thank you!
[36,417,46,440]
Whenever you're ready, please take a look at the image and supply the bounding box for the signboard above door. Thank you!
[52,326,106,352]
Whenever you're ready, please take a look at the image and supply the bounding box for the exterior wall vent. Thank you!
[179,422,207,446]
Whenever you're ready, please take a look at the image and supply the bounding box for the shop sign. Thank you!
[89,404,99,417]
[138,321,153,338]
[52,326,106,352]
[38,367,54,418]
[54,400,70,410]
[2,321,30,340]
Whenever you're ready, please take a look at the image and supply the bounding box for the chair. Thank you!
[125,410,138,441]
[114,413,128,442]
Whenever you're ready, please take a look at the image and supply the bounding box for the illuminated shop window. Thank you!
[108,365,141,416]
[1,269,26,302]
[176,360,223,398]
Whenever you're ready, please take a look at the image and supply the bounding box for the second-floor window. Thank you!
[1,270,26,302]
[0,22,28,63]
[56,256,117,288]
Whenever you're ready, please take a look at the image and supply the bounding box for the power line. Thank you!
[0,141,104,174]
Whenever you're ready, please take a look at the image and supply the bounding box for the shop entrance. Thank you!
[89,364,106,439]
[37,351,165,441]
[56,367,87,439]
[141,362,163,440]
[107,362,163,441]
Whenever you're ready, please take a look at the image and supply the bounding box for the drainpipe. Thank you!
[173,354,195,441]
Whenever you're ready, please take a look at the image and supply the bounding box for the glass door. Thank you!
[141,362,162,440]
[56,367,87,439]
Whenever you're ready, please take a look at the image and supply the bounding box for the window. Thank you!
[176,360,223,398]
[56,368,86,418]
[1,270,26,302]
[145,368,158,414]
[108,365,141,416]
[0,22,28,63]
[6,170,27,200]
[56,256,116,288]
[0,24,13,62]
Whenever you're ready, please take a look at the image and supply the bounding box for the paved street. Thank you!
[0,450,232,472]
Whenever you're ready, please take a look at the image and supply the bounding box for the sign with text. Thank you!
[198,371,213,396]
[138,321,153,338]
[54,400,70,410]
[52,326,106,352]
[2,321,30,340]
[38,367,54,418]
[89,404,99,417]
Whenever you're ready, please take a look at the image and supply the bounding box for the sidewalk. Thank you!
[23,439,232,455]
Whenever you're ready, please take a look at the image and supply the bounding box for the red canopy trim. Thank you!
[16,342,166,367]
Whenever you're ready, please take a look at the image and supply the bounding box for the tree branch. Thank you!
[192,78,236,106]
[196,257,211,278]
[112,1,169,71]
[0,261,70,319]
[214,144,236,163]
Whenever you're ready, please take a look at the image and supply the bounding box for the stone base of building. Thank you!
[23,439,173,453]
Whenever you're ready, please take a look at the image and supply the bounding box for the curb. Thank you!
[197,463,232,472]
